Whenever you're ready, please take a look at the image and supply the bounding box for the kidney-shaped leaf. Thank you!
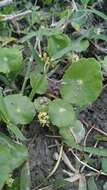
[60,58,103,107]
[0,48,23,76]
[47,33,71,57]
[4,94,36,125]
[49,98,75,127]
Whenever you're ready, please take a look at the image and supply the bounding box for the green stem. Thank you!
[21,55,33,95]
[21,41,37,95]
[29,89,35,100]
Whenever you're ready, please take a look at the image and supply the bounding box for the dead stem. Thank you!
[69,149,107,176]
[83,124,95,146]
[46,143,63,179]
[82,119,107,137]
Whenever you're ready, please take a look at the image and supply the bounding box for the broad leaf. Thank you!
[0,133,28,170]
[49,98,75,127]
[60,58,102,107]
[0,133,28,189]
[0,48,23,77]
[4,94,36,125]
[0,94,26,140]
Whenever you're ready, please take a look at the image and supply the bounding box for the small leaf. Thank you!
[34,97,50,112]
[49,98,75,127]
[102,158,107,173]
[30,73,48,98]
[47,34,71,57]
[60,58,102,107]
[4,94,36,125]
[87,177,97,190]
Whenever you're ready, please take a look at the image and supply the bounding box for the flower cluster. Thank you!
[38,112,49,127]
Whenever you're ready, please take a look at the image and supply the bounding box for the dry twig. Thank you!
[1,10,32,21]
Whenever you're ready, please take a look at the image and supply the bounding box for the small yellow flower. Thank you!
[71,53,79,62]
[6,174,14,187]
[38,112,49,127]
[43,52,50,62]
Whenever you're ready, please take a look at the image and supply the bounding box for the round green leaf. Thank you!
[0,48,23,75]
[4,94,36,125]
[48,98,75,127]
[60,58,103,107]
